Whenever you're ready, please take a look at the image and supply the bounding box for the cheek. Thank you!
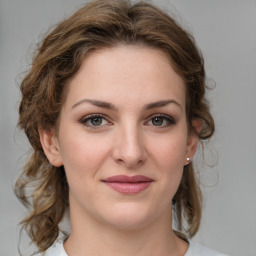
[156,141,186,185]
[148,130,187,195]
[150,132,188,170]
[58,129,111,181]
[58,134,111,208]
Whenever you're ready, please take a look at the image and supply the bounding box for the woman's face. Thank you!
[41,46,198,230]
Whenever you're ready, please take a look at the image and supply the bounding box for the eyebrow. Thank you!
[72,99,117,110]
[72,99,182,110]
[143,99,182,110]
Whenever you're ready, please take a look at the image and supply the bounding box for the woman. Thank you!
[16,0,228,255]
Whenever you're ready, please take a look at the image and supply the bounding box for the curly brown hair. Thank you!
[15,0,214,253]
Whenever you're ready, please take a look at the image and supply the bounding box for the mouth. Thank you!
[102,175,153,194]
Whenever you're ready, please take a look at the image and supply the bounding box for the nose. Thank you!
[112,124,147,168]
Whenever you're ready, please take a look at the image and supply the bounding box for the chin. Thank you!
[99,202,159,230]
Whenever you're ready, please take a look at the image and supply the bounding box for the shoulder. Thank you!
[43,240,68,256]
[185,242,229,256]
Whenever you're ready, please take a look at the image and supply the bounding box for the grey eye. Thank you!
[89,117,103,126]
[146,115,176,127]
[152,117,164,126]
[80,115,109,128]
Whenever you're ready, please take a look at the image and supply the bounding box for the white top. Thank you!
[44,240,229,256]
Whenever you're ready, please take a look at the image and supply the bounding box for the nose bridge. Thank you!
[113,120,146,167]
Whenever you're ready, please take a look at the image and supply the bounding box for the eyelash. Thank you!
[79,113,176,128]
[145,114,176,128]
[79,114,111,128]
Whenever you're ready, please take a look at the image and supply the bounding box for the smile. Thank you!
[102,175,153,194]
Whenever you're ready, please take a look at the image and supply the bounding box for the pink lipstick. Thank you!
[102,175,153,194]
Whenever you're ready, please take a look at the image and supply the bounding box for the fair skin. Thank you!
[40,46,199,256]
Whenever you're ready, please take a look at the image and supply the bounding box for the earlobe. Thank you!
[184,119,202,165]
[184,134,198,166]
[39,127,63,167]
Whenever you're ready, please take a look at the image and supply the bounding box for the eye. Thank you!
[80,114,110,128]
[146,114,176,127]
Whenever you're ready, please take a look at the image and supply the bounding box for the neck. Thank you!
[64,204,188,256]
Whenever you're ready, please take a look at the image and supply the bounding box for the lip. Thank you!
[102,175,153,194]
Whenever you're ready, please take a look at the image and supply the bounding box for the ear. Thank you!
[184,119,202,165]
[39,127,63,167]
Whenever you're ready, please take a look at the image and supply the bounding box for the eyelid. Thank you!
[79,113,176,128]
[79,113,112,127]
[145,113,176,127]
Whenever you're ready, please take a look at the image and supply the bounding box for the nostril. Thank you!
[114,157,145,168]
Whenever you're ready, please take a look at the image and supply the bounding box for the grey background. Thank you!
[1,0,255,255]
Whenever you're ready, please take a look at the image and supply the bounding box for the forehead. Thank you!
[64,46,186,109]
